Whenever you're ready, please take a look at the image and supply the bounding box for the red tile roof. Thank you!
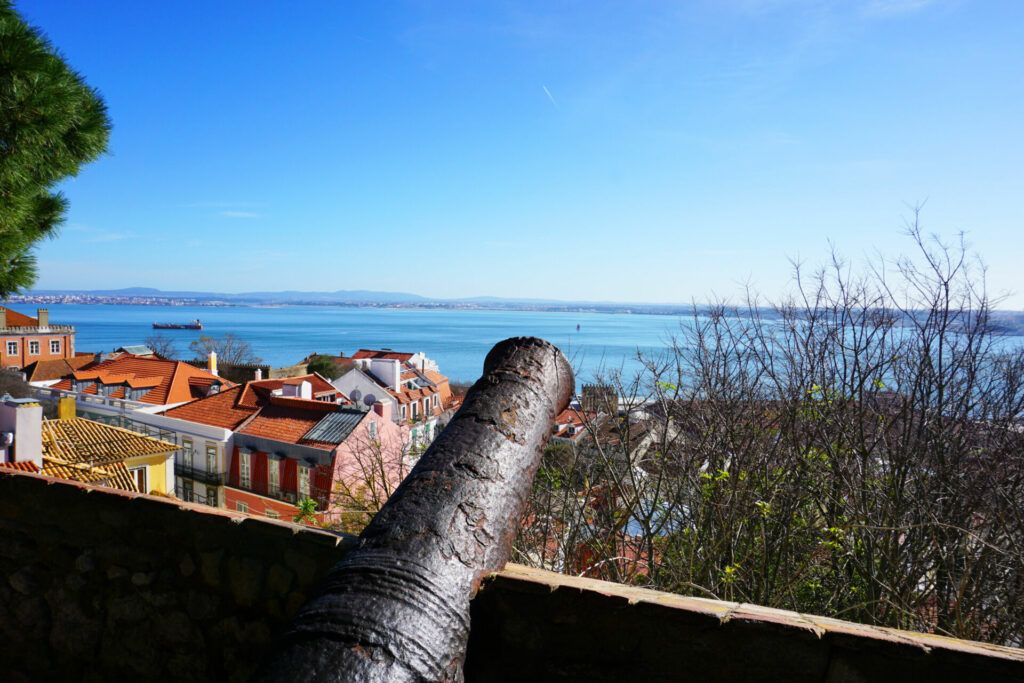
[552,408,599,440]
[424,369,453,406]
[237,374,338,405]
[50,355,232,406]
[162,375,345,433]
[0,306,38,327]
[0,461,40,473]
[239,398,349,450]
[352,349,414,361]
[22,355,96,382]
[162,385,257,430]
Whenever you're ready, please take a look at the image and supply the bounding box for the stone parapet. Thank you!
[0,471,1021,682]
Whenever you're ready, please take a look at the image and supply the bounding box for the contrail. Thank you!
[542,85,558,109]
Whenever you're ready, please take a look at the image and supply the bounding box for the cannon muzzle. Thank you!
[257,337,574,682]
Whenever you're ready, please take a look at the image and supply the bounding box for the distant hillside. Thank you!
[16,288,1024,332]
[28,287,429,304]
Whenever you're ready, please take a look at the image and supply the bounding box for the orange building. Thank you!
[0,306,76,370]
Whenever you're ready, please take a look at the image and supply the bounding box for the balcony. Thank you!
[176,487,217,506]
[174,462,224,486]
[229,475,324,508]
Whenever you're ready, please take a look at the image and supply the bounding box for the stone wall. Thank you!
[1,471,1022,682]
[466,566,1024,682]
[182,360,308,383]
[0,472,354,682]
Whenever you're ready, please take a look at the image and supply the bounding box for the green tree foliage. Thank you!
[306,355,343,380]
[0,2,111,297]
[293,497,318,525]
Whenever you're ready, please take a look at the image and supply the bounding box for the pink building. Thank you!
[162,375,407,524]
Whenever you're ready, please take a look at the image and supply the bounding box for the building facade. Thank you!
[158,374,348,510]
[332,348,454,450]
[0,307,76,370]
[0,395,177,495]
[223,399,406,525]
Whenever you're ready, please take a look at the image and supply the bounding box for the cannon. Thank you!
[257,337,574,682]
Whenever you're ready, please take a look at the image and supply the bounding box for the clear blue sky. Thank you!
[19,1,1024,306]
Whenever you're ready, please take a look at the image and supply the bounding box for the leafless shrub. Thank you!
[516,214,1024,645]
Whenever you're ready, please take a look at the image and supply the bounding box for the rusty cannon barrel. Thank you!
[257,337,574,682]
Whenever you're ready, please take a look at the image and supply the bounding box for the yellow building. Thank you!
[40,416,178,495]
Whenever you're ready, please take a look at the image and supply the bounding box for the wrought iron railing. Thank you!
[174,462,224,486]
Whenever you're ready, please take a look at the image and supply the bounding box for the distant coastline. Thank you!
[4,288,1023,333]
[4,288,706,317]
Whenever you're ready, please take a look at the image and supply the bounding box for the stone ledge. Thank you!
[2,469,1022,682]
[468,564,1024,681]
[491,564,1024,664]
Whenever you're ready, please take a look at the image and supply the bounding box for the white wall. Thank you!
[333,369,398,421]
[368,358,401,392]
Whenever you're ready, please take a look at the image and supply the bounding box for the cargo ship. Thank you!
[152,319,203,330]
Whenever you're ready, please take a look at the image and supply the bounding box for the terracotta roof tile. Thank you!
[51,356,231,405]
[239,403,338,448]
[43,460,137,492]
[236,374,337,406]
[552,408,599,439]
[162,375,342,432]
[37,418,175,494]
[42,418,178,464]
[352,349,414,361]
[162,385,258,430]
[0,306,38,327]
[22,355,96,382]
[0,461,40,473]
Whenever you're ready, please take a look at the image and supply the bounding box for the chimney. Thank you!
[208,351,218,376]
[58,396,76,421]
[254,368,263,381]
[373,400,392,422]
[37,308,49,328]
[0,308,6,328]
[0,397,43,470]
[281,380,312,400]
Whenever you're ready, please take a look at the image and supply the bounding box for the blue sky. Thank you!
[19,0,1024,306]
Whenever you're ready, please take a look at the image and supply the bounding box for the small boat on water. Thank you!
[152,319,203,330]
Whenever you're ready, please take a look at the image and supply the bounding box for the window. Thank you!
[411,402,418,419]
[239,450,251,488]
[130,466,147,493]
[28,340,39,355]
[401,405,407,420]
[268,457,280,492]
[298,465,310,498]
[264,509,280,519]
[5,341,16,356]
[206,486,217,506]
[206,445,217,473]
[181,479,194,502]
[433,394,439,408]
[50,339,61,354]
[182,438,194,468]
[236,501,249,513]
[369,420,378,439]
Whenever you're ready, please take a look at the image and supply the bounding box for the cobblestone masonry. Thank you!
[1,471,1022,682]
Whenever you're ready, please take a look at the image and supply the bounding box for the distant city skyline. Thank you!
[19,1,1024,307]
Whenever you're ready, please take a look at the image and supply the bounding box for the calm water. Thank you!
[6,303,690,383]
